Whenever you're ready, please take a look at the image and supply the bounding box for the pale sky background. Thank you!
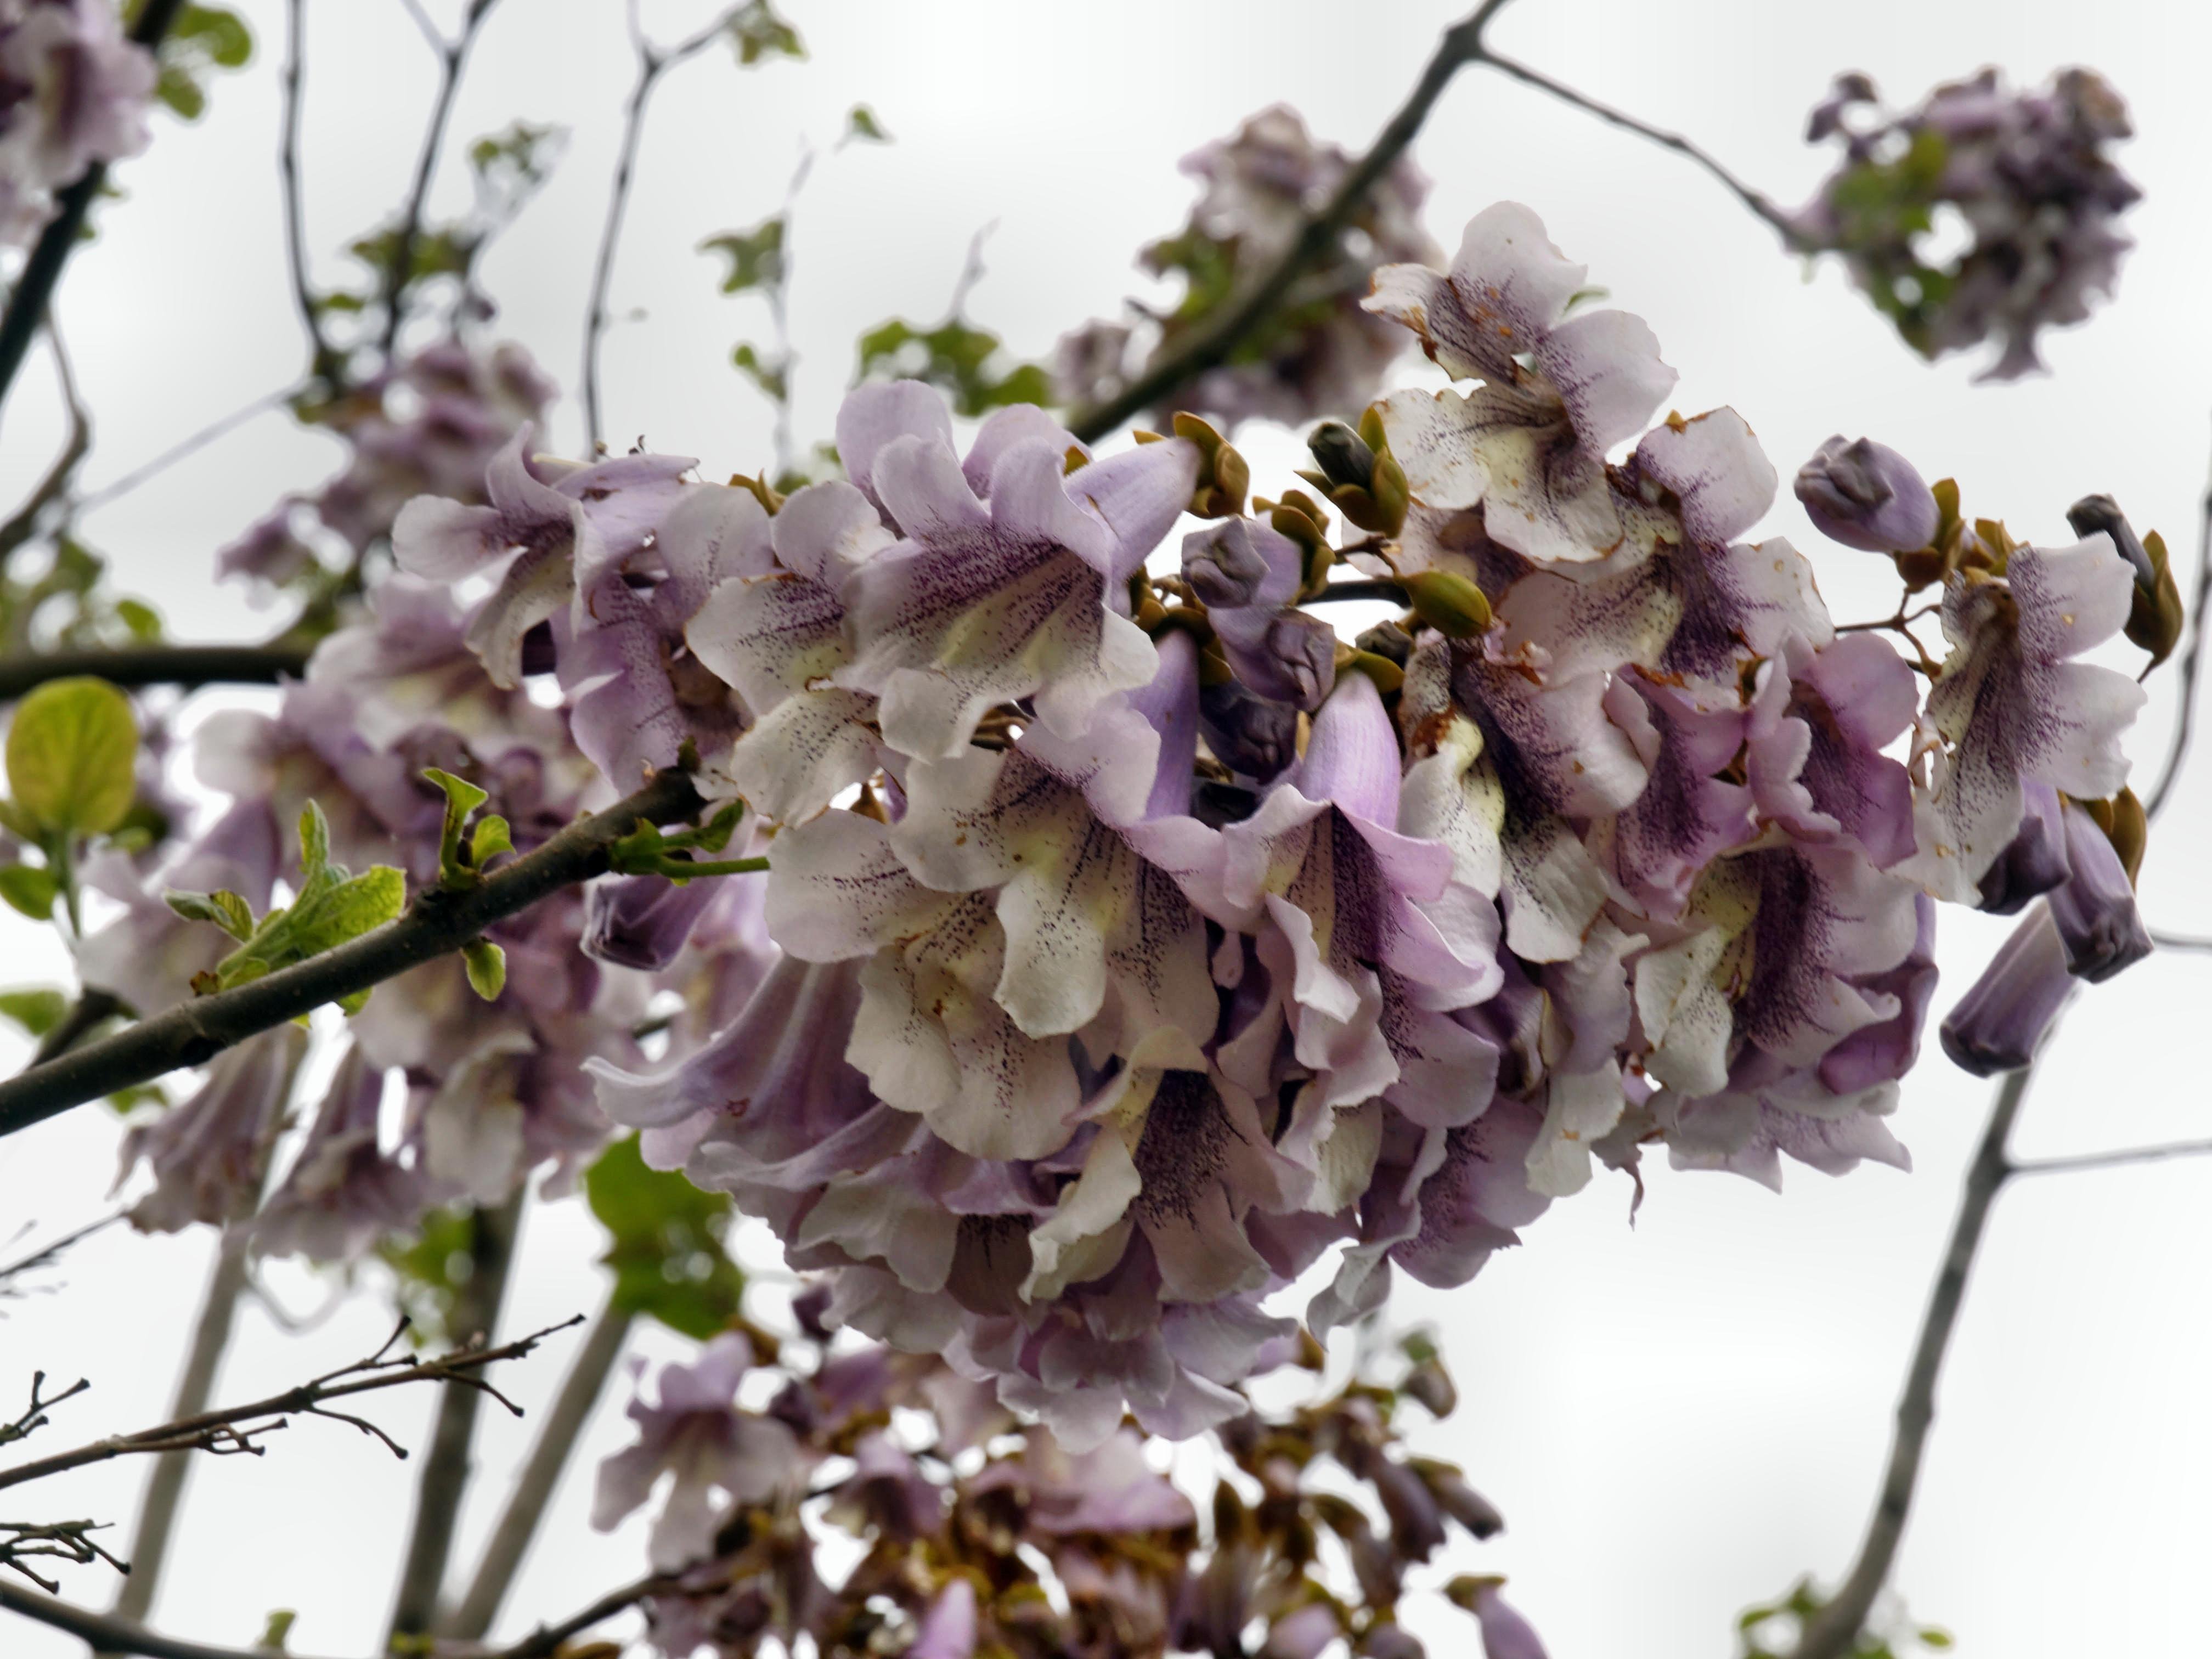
[2,2,2210,1656]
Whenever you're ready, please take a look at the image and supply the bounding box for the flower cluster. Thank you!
[218,338,558,594]
[163,199,2151,1447]
[1054,104,1441,432]
[1792,66,2140,379]
[594,1299,1534,1659]
[0,0,154,246]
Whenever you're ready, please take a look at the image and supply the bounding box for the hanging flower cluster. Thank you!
[0,0,155,246]
[1053,104,1441,433]
[594,1295,1534,1659]
[1792,66,2140,379]
[143,199,2147,1447]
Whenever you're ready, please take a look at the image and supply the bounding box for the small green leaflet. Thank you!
[5,676,140,839]
[585,1136,745,1340]
[462,939,506,1001]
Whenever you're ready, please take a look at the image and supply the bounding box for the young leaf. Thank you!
[0,863,60,921]
[462,939,506,1001]
[0,989,67,1039]
[844,103,890,143]
[699,217,785,296]
[424,767,490,887]
[6,677,139,838]
[165,888,257,941]
[723,0,804,65]
[469,814,514,871]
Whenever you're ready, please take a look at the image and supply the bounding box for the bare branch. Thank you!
[1065,0,1519,444]
[379,0,503,357]
[1786,1065,2035,1659]
[76,383,302,518]
[387,1192,526,1646]
[278,0,342,386]
[2144,428,2212,820]
[0,643,312,704]
[0,766,707,1143]
[0,1314,579,1494]
[0,0,192,415]
[2008,1137,2212,1178]
[445,1299,635,1640]
[1475,51,1809,251]
[0,1374,90,1448]
[582,6,746,452]
[0,1213,120,1297]
[0,326,90,567]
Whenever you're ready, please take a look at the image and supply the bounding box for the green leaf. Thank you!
[6,677,140,838]
[854,315,1049,419]
[378,1206,479,1347]
[165,887,257,941]
[462,939,506,1001]
[0,989,67,1038]
[424,767,490,887]
[297,802,332,888]
[730,342,789,402]
[699,217,785,295]
[724,0,804,65]
[284,866,405,959]
[114,598,163,641]
[844,103,890,143]
[585,1136,744,1339]
[0,864,59,922]
[150,5,253,125]
[154,64,205,121]
[469,814,514,871]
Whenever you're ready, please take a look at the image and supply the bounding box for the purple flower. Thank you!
[593,1333,802,1572]
[1910,534,2147,902]
[832,385,1198,760]
[1976,780,2070,913]
[253,1045,426,1262]
[2045,802,2151,983]
[1939,902,2074,1076]
[1795,436,1940,553]
[1185,517,1336,711]
[117,1028,309,1234]
[1368,202,1676,565]
[583,873,723,972]
[1746,632,1920,870]
[1475,1582,1551,1659]
[0,0,155,245]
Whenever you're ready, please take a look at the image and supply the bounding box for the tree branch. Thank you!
[0,326,89,566]
[582,4,744,453]
[277,0,342,386]
[0,0,191,418]
[1,1565,670,1659]
[0,644,311,703]
[379,0,501,357]
[444,1298,634,1641]
[98,1227,256,1647]
[1786,1065,2035,1659]
[0,768,708,1143]
[0,1313,578,1494]
[387,1190,526,1645]
[2143,428,2212,820]
[1065,0,1519,444]
[2007,1137,2212,1178]
[1474,51,1809,251]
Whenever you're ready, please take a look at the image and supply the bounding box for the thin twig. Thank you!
[0,0,191,417]
[1302,578,1408,607]
[444,1299,635,1640]
[1786,1065,2035,1659]
[0,1214,120,1293]
[0,1313,579,1494]
[379,0,501,357]
[0,327,90,565]
[1,1566,671,1659]
[1475,52,1810,252]
[2143,430,2212,820]
[2007,1138,2212,1178]
[0,768,708,1142]
[277,0,342,386]
[0,643,312,703]
[1066,0,1520,444]
[76,383,303,517]
[2151,929,2212,951]
[387,1190,526,1646]
[582,4,746,452]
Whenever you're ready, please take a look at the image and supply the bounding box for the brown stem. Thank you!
[0,643,312,703]
[443,1299,635,1641]
[378,0,501,358]
[97,1228,255,1645]
[1786,1065,2033,1659]
[0,768,707,1143]
[0,0,191,416]
[1065,0,1519,444]
[387,1190,527,1645]
[2143,431,2212,820]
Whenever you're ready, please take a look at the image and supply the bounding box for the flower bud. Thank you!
[1260,1605,1341,1659]
[1939,904,2074,1076]
[1473,1583,1549,1659]
[1199,679,1298,782]
[2065,492,2158,588]
[1182,518,1275,610]
[1976,782,2070,915]
[1795,435,1941,552]
[1415,1459,1504,1538]
[2047,803,2152,983]
[1401,568,1493,639]
[1306,420,1377,492]
[583,872,719,970]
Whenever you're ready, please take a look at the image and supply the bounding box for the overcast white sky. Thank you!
[3,2,2211,1655]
